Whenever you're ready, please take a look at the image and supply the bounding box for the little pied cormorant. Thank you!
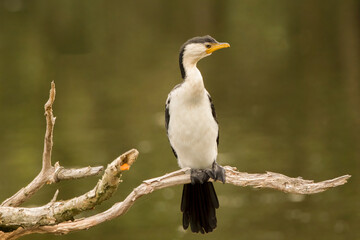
[165,36,230,234]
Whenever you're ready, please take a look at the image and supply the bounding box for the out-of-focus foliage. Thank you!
[0,0,359,239]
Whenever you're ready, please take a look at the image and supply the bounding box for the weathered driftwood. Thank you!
[0,82,351,240]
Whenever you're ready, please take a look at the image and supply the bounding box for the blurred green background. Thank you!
[0,0,359,239]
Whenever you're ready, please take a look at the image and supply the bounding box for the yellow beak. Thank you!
[206,42,230,54]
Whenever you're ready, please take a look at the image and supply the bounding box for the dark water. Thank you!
[0,1,359,239]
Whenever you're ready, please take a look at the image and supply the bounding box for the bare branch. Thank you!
[42,81,56,171]
[55,165,104,181]
[0,165,350,239]
[0,150,139,231]
[1,82,57,207]
[1,82,108,207]
[223,166,351,194]
[49,190,59,205]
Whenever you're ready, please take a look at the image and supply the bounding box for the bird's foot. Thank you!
[206,161,226,183]
[190,169,210,184]
[190,162,226,184]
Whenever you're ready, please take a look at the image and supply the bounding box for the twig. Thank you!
[223,167,351,194]
[55,165,104,181]
[42,81,56,171]
[49,190,59,204]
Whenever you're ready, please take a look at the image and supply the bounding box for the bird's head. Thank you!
[179,35,230,79]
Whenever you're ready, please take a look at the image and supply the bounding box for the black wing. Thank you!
[165,97,170,132]
[165,95,178,158]
[207,93,219,146]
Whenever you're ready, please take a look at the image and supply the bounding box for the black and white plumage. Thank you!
[165,36,230,233]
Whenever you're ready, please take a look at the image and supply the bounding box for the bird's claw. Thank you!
[190,169,210,184]
[190,162,226,184]
[211,161,226,183]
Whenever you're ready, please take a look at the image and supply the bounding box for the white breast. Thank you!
[167,83,218,169]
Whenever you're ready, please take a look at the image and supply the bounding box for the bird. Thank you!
[165,35,230,234]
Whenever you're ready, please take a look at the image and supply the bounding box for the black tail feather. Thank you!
[181,182,219,234]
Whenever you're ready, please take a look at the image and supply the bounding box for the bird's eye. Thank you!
[205,44,211,49]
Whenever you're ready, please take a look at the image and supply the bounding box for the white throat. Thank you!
[182,60,204,98]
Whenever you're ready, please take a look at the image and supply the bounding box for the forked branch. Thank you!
[0,166,350,239]
[1,81,104,208]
